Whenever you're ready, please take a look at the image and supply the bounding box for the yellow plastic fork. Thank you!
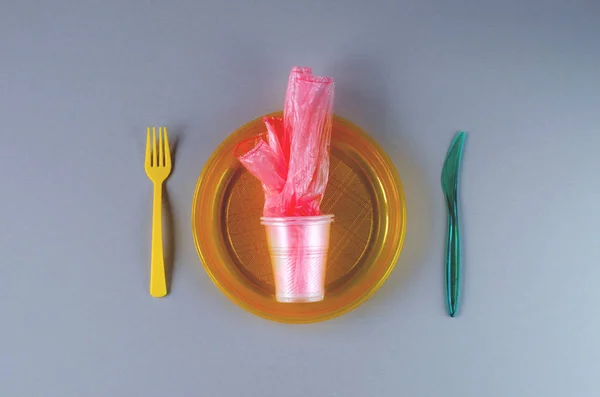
[145,127,172,297]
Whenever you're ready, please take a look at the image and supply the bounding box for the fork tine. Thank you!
[145,127,151,167]
[164,127,171,167]
[158,127,164,167]
[152,127,158,167]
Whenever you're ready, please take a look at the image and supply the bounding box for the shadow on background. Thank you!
[163,129,184,292]
[328,55,433,312]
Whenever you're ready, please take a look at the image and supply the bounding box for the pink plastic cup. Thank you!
[261,215,334,303]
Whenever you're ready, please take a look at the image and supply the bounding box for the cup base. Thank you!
[276,294,324,303]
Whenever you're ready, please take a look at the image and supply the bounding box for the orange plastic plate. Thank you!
[192,112,406,323]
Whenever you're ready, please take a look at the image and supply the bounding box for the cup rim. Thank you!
[261,214,334,225]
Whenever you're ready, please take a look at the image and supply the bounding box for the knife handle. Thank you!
[445,200,461,317]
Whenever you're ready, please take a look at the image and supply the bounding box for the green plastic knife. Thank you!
[441,131,466,317]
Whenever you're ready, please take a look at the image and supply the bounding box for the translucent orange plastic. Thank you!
[192,114,407,323]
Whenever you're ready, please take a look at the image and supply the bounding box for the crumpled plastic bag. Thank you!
[236,67,335,217]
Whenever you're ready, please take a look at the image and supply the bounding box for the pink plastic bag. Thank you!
[236,67,335,217]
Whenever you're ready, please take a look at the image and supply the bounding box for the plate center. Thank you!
[224,153,375,294]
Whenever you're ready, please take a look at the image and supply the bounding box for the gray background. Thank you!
[1,1,600,396]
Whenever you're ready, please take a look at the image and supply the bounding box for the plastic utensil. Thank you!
[144,126,172,298]
[441,131,466,317]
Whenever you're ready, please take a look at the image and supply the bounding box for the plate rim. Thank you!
[192,112,407,323]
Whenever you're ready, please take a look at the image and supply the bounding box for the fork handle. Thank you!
[150,182,167,297]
